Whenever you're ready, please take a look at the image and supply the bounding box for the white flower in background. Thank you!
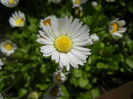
[37,16,56,43]
[91,1,98,7]
[0,40,17,56]
[0,93,3,99]
[48,0,62,4]
[9,11,26,28]
[44,85,63,99]
[37,16,57,42]
[109,18,127,38]
[72,0,88,9]
[53,70,66,84]
[0,0,19,8]
[90,34,99,42]
[40,16,56,31]
[0,59,4,70]
[106,0,115,2]
[37,16,93,71]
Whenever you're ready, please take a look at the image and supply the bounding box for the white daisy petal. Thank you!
[118,28,127,33]
[68,52,84,67]
[113,33,123,38]
[59,53,70,71]
[37,38,53,45]
[117,20,126,27]
[51,50,59,63]
[71,49,87,60]
[40,45,55,54]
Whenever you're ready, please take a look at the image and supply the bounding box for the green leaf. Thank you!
[112,54,124,62]
[126,56,133,69]
[18,88,27,97]
[78,78,89,88]
[69,77,78,87]
[71,69,82,78]
[61,85,69,98]
[90,88,100,98]
[96,62,108,69]
[127,41,133,54]
[128,2,133,13]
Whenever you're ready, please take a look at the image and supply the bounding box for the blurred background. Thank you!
[0,0,133,99]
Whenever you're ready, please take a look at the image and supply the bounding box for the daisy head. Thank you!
[72,0,88,9]
[9,11,26,28]
[0,59,4,70]
[0,0,19,8]
[53,70,66,84]
[109,18,127,38]
[37,16,93,71]
[0,40,17,56]
[44,85,62,99]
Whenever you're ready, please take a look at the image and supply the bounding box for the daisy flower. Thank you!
[109,18,127,38]
[37,16,93,71]
[0,59,4,70]
[90,34,99,42]
[0,0,19,8]
[9,11,26,28]
[72,0,88,10]
[44,85,63,99]
[0,40,17,56]
[53,70,66,84]
[48,0,62,4]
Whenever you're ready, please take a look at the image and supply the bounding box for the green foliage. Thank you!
[0,0,133,99]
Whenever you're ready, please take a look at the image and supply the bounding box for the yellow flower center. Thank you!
[111,23,118,33]
[56,72,62,82]
[50,85,58,97]
[4,43,13,50]
[16,18,23,26]
[54,36,72,53]
[75,0,80,5]
[9,0,16,4]
[43,19,51,26]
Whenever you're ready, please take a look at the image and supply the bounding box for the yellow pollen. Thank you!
[9,0,16,4]
[111,23,118,33]
[54,36,72,53]
[75,0,80,5]
[50,85,58,97]
[16,18,23,26]
[43,19,51,26]
[4,43,13,50]
[56,72,62,82]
